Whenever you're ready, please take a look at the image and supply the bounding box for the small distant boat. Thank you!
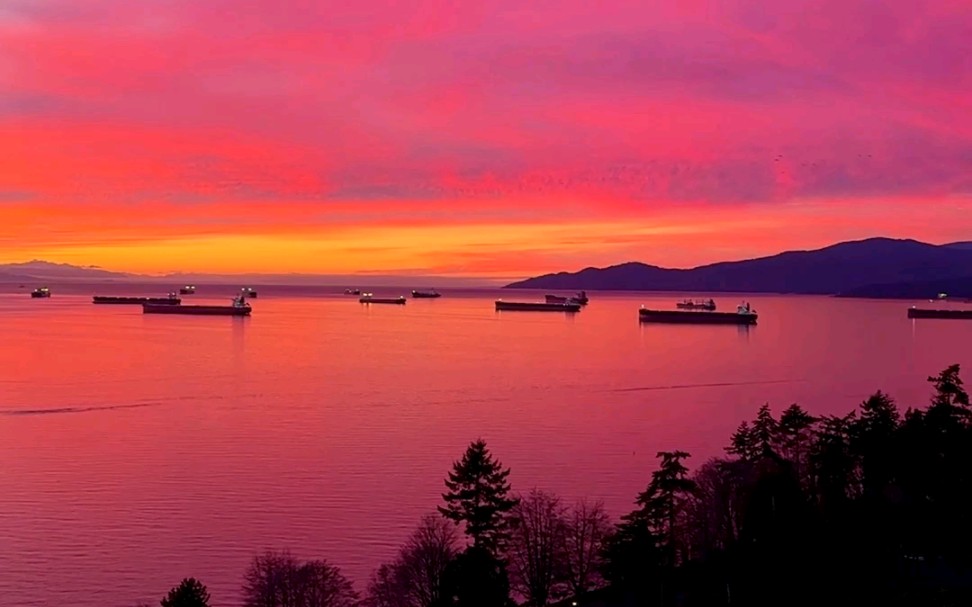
[676,298,716,311]
[144,295,251,316]
[360,293,406,305]
[241,287,258,298]
[179,285,196,295]
[30,287,51,298]
[908,307,972,320]
[94,293,181,305]
[345,288,361,295]
[412,289,441,298]
[545,291,588,305]
[496,300,582,312]
[640,302,757,325]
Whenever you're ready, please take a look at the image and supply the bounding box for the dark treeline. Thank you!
[146,365,972,607]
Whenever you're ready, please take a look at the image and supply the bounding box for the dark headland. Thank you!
[505,237,972,298]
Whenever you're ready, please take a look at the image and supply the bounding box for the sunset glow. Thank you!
[2,0,970,277]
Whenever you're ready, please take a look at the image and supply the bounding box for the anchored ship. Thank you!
[360,293,407,305]
[496,300,582,312]
[411,289,441,298]
[94,294,181,305]
[908,307,972,320]
[144,295,251,316]
[640,302,757,325]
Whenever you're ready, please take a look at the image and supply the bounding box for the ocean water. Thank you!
[1,284,971,606]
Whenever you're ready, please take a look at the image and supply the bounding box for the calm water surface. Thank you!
[2,284,971,606]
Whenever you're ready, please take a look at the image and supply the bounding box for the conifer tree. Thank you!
[632,450,696,567]
[161,578,211,607]
[751,404,779,456]
[779,404,816,488]
[439,439,518,554]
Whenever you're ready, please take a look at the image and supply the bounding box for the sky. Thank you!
[1,0,970,278]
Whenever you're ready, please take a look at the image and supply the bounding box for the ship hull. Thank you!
[94,296,181,305]
[360,298,406,305]
[639,309,756,324]
[496,301,582,312]
[908,308,972,320]
[411,292,441,298]
[143,304,250,316]
[30,293,51,298]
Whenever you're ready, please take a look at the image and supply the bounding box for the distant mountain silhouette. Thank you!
[944,241,972,250]
[0,260,131,281]
[505,238,972,297]
[0,261,491,287]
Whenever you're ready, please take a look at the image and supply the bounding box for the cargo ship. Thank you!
[94,294,181,305]
[30,287,51,298]
[908,307,972,320]
[676,298,716,311]
[640,302,757,325]
[345,288,361,295]
[411,289,441,298]
[496,300,582,312]
[241,287,258,298]
[360,293,406,305]
[143,295,251,316]
[545,291,588,305]
[179,285,196,295]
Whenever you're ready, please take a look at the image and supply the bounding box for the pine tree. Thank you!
[779,404,816,488]
[726,421,758,460]
[852,391,899,497]
[606,451,695,604]
[160,578,210,607]
[928,364,969,409]
[752,404,779,457]
[439,439,518,554]
[631,450,696,567]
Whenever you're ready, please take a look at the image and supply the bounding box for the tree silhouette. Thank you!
[928,364,969,409]
[507,489,567,606]
[634,451,695,567]
[562,499,610,598]
[242,550,359,607]
[726,421,759,461]
[439,439,518,554]
[364,564,408,607]
[778,404,816,489]
[602,500,662,604]
[160,578,210,607]
[605,451,695,604]
[812,412,859,515]
[851,391,900,497]
[436,546,514,607]
[366,514,459,607]
[751,404,779,457]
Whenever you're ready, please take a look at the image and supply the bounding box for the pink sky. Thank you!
[1,0,970,277]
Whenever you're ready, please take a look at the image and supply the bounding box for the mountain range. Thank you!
[505,238,972,298]
[4,239,971,297]
[0,260,486,287]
